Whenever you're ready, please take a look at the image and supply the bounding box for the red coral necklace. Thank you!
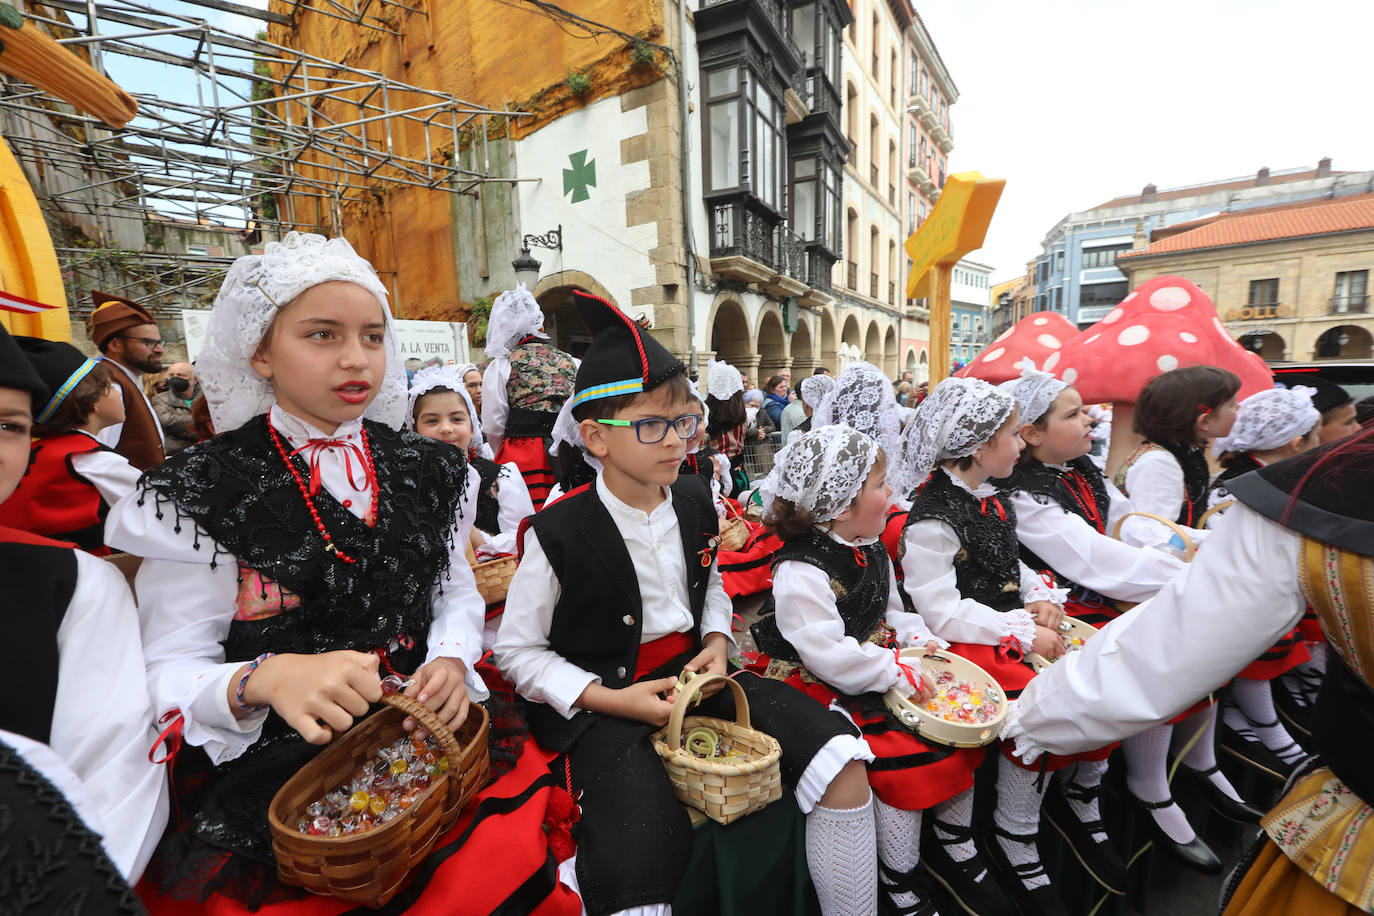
[268,423,378,564]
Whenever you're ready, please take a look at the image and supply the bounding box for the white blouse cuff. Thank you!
[1023,582,1070,607]
[792,733,875,814]
[1004,610,1037,655]
[998,701,1045,765]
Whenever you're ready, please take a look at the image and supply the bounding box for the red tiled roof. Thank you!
[1092,168,1349,210]
[1118,192,1374,260]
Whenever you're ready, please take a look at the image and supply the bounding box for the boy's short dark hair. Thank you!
[33,362,113,438]
[1133,365,1241,448]
[571,371,697,424]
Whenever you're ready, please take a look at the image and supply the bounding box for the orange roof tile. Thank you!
[1091,168,1349,210]
[1118,192,1374,260]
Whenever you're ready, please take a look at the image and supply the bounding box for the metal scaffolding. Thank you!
[1,0,521,318]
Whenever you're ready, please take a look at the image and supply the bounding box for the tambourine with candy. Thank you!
[882,646,1007,748]
[1025,617,1096,672]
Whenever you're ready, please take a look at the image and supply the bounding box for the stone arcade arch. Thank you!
[791,316,815,375]
[708,296,755,382]
[821,308,839,371]
[883,325,898,378]
[863,320,882,367]
[757,308,789,381]
[533,270,618,359]
[1315,324,1373,360]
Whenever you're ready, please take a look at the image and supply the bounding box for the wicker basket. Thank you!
[465,541,516,606]
[883,647,1007,748]
[719,517,750,552]
[1026,616,1099,672]
[1196,500,1235,531]
[268,695,490,908]
[1110,511,1196,562]
[652,674,782,825]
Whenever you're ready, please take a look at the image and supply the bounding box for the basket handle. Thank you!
[1110,511,1196,563]
[381,693,463,764]
[1195,500,1235,531]
[665,673,749,751]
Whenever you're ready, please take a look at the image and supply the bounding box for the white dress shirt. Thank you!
[1003,502,1306,763]
[493,473,736,719]
[1118,449,1211,550]
[899,468,1054,652]
[70,429,141,507]
[480,359,512,455]
[105,406,488,767]
[1007,468,1187,603]
[95,359,165,450]
[774,530,946,699]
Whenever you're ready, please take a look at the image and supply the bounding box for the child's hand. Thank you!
[681,634,730,698]
[1026,600,1064,630]
[613,677,680,726]
[403,657,471,739]
[242,650,382,745]
[909,676,936,704]
[1031,625,1067,660]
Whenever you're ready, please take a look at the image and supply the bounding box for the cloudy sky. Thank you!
[916,0,1374,282]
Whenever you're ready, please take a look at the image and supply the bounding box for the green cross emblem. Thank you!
[562,150,596,203]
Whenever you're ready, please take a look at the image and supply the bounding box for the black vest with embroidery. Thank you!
[679,447,718,488]
[751,534,890,675]
[0,531,75,745]
[525,476,717,752]
[1210,453,1260,496]
[137,414,468,863]
[906,469,1022,613]
[1001,456,1111,582]
[472,453,504,534]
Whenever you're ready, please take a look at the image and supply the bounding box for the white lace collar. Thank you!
[942,466,999,499]
[825,528,878,548]
[269,404,365,446]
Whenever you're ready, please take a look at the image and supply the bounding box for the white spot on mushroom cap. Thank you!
[982,347,1006,362]
[1044,352,1061,371]
[1121,292,1138,305]
[1149,286,1191,311]
[1180,331,1198,343]
[1118,325,1150,346]
[995,328,1014,343]
[1157,354,1179,371]
[1102,308,1125,325]
[1061,367,1078,384]
[1033,317,1049,326]
[1038,334,1062,349]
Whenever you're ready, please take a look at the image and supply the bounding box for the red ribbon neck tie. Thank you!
[892,646,925,694]
[852,546,869,567]
[979,496,1007,522]
[149,709,184,765]
[290,437,369,497]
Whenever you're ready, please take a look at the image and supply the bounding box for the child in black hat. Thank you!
[1278,374,1361,444]
[0,337,139,552]
[0,323,168,882]
[494,292,878,916]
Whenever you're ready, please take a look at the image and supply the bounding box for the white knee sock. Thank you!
[1123,723,1197,844]
[931,788,979,866]
[1226,678,1306,763]
[993,759,1052,890]
[807,797,878,916]
[875,798,922,908]
[1061,759,1109,843]
[1174,705,1246,803]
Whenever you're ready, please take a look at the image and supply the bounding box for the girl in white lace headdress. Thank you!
[703,360,751,490]
[897,375,1086,916]
[479,284,576,508]
[812,362,905,496]
[409,365,533,560]
[752,424,990,916]
[784,373,836,443]
[103,232,494,906]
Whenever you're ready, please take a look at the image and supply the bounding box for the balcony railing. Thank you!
[804,248,835,294]
[708,195,827,293]
[869,272,879,299]
[773,224,807,285]
[1332,295,1369,314]
[847,260,859,289]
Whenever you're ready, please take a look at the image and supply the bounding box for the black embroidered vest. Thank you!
[137,414,469,862]
[751,534,890,679]
[524,476,717,752]
[906,470,1022,613]
[1210,453,1260,497]
[472,453,504,534]
[1001,456,1111,583]
[0,530,75,745]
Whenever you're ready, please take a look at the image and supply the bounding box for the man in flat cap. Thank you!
[90,291,165,470]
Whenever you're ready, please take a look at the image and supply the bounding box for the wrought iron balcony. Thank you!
[1331,295,1369,314]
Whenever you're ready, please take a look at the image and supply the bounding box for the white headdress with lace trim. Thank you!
[899,377,1014,493]
[799,374,836,409]
[999,359,1067,426]
[484,283,547,360]
[811,361,903,489]
[1212,385,1320,456]
[197,231,406,433]
[706,360,744,400]
[548,396,604,472]
[760,424,879,524]
[405,363,485,446]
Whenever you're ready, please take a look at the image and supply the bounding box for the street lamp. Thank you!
[512,248,541,288]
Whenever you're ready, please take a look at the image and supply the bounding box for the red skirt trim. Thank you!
[1297,605,1325,645]
[495,436,557,510]
[1236,628,1311,681]
[1063,593,1122,629]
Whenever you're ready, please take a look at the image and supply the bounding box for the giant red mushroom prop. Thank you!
[1048,275,1273,477]
[958,311,1078,384]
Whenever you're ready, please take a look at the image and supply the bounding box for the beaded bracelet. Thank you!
[235,652,276,713]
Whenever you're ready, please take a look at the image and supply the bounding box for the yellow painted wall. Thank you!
[0,136,70,340]
[265,0,665,321]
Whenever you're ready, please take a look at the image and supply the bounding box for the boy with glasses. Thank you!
[495,291,878,916]
[90,291,166,469]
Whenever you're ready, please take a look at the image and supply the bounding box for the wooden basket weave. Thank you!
[652,674,782,825]
[268,695,490,908]
[719,517,750,552]
[1110,511,1196,562]
[465,541,516,606]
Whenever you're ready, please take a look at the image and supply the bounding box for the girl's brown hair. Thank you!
[33,362,114,438]
[411,385,463,422]
[1133,365,1241,448]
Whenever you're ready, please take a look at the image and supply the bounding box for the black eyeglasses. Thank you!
[120,335,165,349]
[596,414,701,444]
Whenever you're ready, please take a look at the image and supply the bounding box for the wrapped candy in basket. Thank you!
[883,647,1008,748]
[268,679,490,908]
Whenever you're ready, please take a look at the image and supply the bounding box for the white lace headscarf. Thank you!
[405,362,485,445]
[760,424,879,525]
[706,360,744,400]
[484,284,546,360]
[899,377,1015,494]
[197,232,406,433]
[812,361,903,490]
[548,396,603,473]
[1212,386,1320,456]
[999,359,1067,426]
[798,374,836,409]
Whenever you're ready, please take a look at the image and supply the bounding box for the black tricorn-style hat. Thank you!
[571,291,686,409]
[0,324,50,410]
[13,336,102,423]
[1277,374,1353,414]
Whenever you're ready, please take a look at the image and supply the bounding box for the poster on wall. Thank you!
[182,310,470,369]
